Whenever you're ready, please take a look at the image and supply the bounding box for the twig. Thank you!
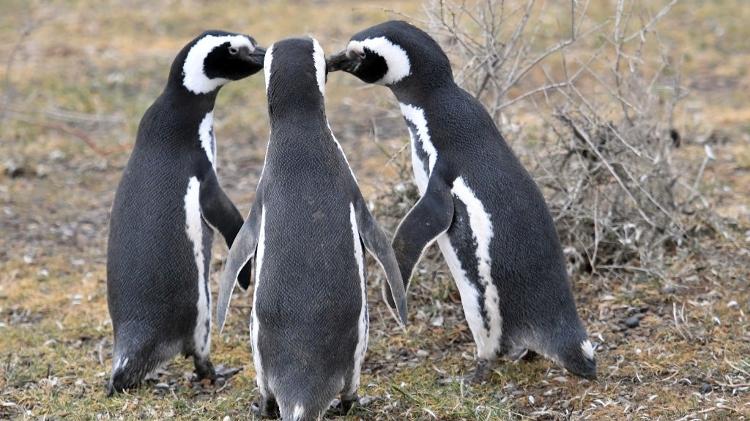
[0,14,48,123]
[13,115,119,157]
[555,114,657,227]
[623,0,680,43]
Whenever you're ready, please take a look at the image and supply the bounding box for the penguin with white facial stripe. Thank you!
[328,20,596,381]
[215,37,407,421]
[106,30,265,394]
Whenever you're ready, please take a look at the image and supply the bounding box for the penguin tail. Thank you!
[278,395,334,421]
[107,338,166,395]
[107,358,139,396]
[276,378,341,421]
[558,338,597,380]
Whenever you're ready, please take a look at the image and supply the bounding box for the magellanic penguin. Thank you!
[215,37,407,420]
[106,30,265,394]
[327,21,596,381]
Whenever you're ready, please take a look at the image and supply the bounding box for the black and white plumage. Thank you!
[106,30,265,394]
[328,20,596,381]
[215,37,407,421]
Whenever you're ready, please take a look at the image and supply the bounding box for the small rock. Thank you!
[661,284,676,294]
[4,160,28,178]
[49,150,66,161]
[358,396,376,407]
[700,383,712,394]
[416,349,429,358]
[624,315,640,328]
[430,315,444,327]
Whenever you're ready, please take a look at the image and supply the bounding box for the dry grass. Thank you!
[1,0,749,419]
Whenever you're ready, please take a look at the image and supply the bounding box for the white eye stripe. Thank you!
[345,37,411,85]
[311,37,326,96]
[263,44,274,93]
[228,37,255,52]
[347,42,365,56]
[183,34,255,94]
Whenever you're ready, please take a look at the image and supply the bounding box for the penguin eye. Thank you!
[228,46,239,55]
[356,50,366,59]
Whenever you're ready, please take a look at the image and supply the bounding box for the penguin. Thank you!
[106,30,265,394]
[327,20,597,381]
[214,37,407,421]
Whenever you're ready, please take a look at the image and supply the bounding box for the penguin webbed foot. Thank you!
[213,364,243,380]
[466,358,493,384]
[328,393,361,416]
[251,396,280,419]
[193,357,216,384]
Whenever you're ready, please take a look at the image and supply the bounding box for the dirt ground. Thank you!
[0,0,748,419]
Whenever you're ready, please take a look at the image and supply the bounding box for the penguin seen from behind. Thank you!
[216,37,407,420]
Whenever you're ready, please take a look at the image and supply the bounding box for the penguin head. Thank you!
[176,30,266,95]
[264,37,327,117]
[327,20,452,88]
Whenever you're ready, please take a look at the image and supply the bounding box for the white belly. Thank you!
[184,177,210,358]
[405,118,504,360]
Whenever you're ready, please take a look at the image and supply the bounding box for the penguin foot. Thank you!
[214,364,242,381]
[520,350,539,361]
[466,359,492,384]
[328,393,360,416]
[193,357,216,383]
[251,396,280,419]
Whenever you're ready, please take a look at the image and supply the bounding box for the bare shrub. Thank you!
[399,0,729,276]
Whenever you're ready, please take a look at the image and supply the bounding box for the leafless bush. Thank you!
[411,0,724,276]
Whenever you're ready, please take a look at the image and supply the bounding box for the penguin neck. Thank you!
[268,96,326,132]
[268,106,333,155]
[162,53,221,115]
[160,84,219,118]
[390,76,456,107]
[269,109,327,137]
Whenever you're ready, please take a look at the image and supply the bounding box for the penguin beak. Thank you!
[244,46,266,66]
[326,49,361,73]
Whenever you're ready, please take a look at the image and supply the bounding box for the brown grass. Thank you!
[1,0,749,419]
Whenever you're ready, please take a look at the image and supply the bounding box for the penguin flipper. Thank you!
[353,199,408,326]
[392,174,454,290]
[199,169,244,248]
[216,199,262,333]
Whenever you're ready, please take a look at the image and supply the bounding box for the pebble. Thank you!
[662,284,676,294]
[359,396,376,406]
[700,383,712,394]
[624,315,641,328]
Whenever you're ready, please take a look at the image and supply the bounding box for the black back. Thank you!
[255,37,365,413]
[339,21,592,368]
